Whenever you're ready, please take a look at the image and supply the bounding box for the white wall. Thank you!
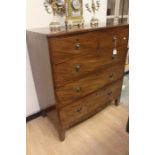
[26,0,107,116]
[26,51,40,116]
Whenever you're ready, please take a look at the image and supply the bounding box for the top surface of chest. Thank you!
[27,23,128,37]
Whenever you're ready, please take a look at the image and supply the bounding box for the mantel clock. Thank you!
[65,0,84,28]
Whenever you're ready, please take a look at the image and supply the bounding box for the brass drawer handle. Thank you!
[75,43,80,49]
[75,64,81,72]
[107,91,112,96]
[109,73,114,78]
[123,37,127,40]
[112,54,116,59]
[113,36,117,49]
[76,107,82,113]
[75,87,81,93]
[113,36,117,41]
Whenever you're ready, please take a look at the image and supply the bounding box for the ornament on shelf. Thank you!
[85,0,100,27]
[43,0,65,31]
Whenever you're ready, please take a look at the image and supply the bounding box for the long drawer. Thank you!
[49,26,128,65]
[54,46,127,87]
[49,32,99,64]
[59,79,123,128]
[56,63,124,107]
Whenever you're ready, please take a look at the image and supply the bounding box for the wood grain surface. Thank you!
[49,32,99,64]
[99,26,129,48]
[53,46,127,87]
[56,63,124,107]
[59,80,123,128]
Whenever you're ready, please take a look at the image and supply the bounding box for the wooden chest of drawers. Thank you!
[27,24,129,141]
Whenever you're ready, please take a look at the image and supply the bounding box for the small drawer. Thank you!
[99,26,129,49]
[59,80,123,128]
[54,46,127,87]
[56,63,124,107]
[49,32,99,64]
[115,26,129,46]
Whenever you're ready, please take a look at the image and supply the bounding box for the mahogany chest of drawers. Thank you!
[27,24,129,141]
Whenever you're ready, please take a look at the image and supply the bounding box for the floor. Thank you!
[27,75,129,155]
[27,108,128,155]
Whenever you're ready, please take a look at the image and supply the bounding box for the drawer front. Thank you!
[54,46,127,87]
[59,80,123,128]
[115,26,129,46]
[49,32,99,64]
[99,26,129,49]
[56,63,124,107]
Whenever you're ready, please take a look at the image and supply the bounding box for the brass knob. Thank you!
[75,43,80,49]
[123,37,127,40]
[75,64,81,72]
[107,91,112,96]
[76,107,82,113]
[109,73,114,78]
[75,87,81,93]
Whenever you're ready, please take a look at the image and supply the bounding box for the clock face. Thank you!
[56,0,65,5]
[72,0,81,10]
[66,0,84,27]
